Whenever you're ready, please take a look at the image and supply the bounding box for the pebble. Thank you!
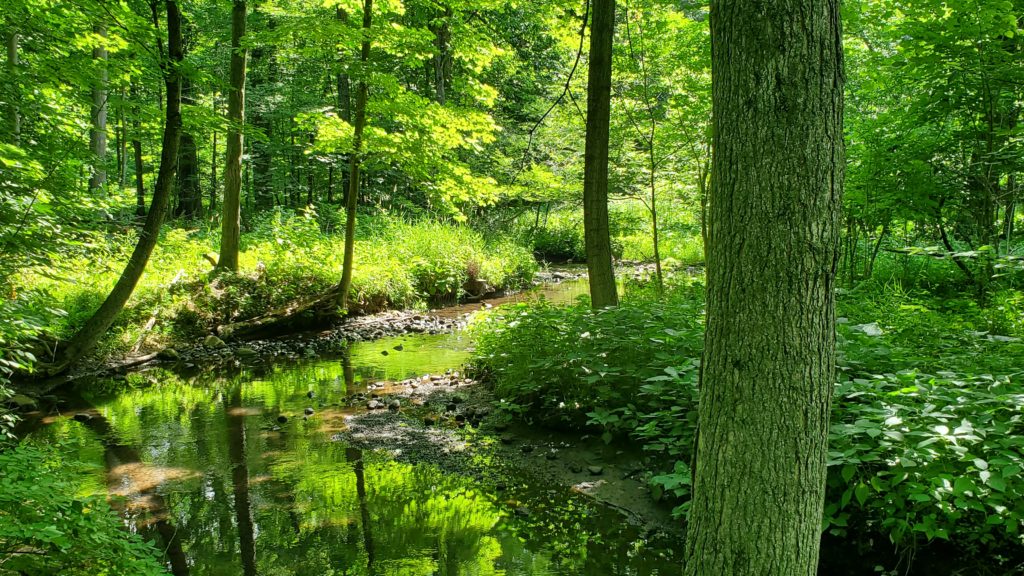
[588,466,604,476]
[304,407,315,416]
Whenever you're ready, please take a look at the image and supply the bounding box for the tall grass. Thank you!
[13,210,537,355]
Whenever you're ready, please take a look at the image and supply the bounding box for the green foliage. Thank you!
[473,276,1024,559]
[472,276,704,519]
[825,371,1024,549]
[0,297,54,441]
[0,444,167,575]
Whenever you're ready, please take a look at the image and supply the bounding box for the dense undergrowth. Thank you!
[510,202,704,266]
[471,256,1024,570]
[0,444,166,575]
[9,209,536,359]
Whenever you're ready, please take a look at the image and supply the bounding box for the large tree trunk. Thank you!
[582,0,618,308]
[218,0,247,273]
[683,0,844,574]
[5,29,18,145]
[89,24,109,195]
[53,0,184,373]
[174,76,202,218]
[337,0,373,311]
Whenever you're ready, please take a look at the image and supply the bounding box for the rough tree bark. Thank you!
[337,0,373,311]
[682,0,844,574]
[174,75,203,218]
[218,0,247,273]
[89,24,109,195]
[582,0,618,308]
[53,0,184,373]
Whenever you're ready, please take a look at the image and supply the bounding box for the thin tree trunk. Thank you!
[431,5,452,105]
[89,24,109,194]
[649,141,662,290]
[683,0,844,574]
[327,165,334,203]
[337,0,373,311]
[131,85,146,217]
[582,0,618,308]
[306,132,315,205]
[211,128,217,212]
[218,0,247,272]
[53,0,184,373]
[6,29,18,145]
[117,85,127,187]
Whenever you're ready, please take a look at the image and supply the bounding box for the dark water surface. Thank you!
[26,277,682,575]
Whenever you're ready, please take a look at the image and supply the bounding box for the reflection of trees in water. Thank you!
[44,367,672,576]
[63,391,190,576]
[227,386,257,576]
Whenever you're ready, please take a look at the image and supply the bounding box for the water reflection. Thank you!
[30,288,679,574]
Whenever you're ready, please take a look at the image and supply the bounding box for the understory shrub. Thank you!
[472,277,1024,562]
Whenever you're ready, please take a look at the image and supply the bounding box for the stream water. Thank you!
[22,275,684,575]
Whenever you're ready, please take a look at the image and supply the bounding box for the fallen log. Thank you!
[216,286,344,340]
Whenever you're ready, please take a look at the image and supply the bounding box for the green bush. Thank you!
[0,444,167,575]
[472,276,1024,559]
[825,371,1024,550]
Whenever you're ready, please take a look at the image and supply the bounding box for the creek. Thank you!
[21,273,684,575]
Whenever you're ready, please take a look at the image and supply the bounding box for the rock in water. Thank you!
[388,400,401,412]
[393,344,404,351]
[235,347,257,357]
[304,407,314,416]
[587,465,604,476]
[204,335,226,348]
[277,415,288,424]
[367,400,383,410]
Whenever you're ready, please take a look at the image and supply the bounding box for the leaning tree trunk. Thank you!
[683,0,844,574]
[337,0,373,311]
[53,0,184,373]
[89,23,109,195]
[218,0,248,273]
[582,0,618,308]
